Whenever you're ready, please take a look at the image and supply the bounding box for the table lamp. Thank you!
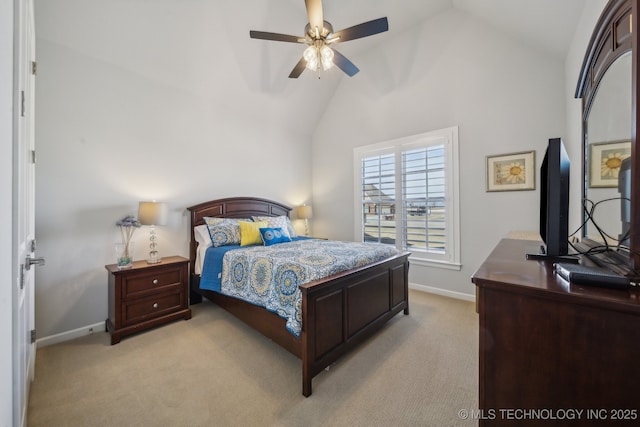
[138,201,168,264]
[297,204,313,236]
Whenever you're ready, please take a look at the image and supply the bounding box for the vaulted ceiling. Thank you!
[242,0,585,80]
[36,0,586,136]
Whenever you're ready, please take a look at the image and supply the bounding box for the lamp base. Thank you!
[147,250,162,264]
[146,230,161,264]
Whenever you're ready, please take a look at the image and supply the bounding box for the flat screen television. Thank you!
[526,138,577,262]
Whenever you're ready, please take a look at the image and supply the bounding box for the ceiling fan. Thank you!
[249,0,389,78]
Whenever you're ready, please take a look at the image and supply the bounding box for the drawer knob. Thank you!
[152,303,158,309]
[152,279,159,285]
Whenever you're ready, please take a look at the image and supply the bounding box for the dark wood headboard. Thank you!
[186,197,292,277]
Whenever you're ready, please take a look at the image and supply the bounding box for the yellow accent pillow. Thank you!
[239,220,269,246]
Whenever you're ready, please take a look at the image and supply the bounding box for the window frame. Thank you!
[353,126,461,270]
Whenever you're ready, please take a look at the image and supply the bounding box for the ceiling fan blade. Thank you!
[333,17,389,42]
[249,30,303,43]
[288,57,307,78]
[305,0,324,33]
[332,49,359,77]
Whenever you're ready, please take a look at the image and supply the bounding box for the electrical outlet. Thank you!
[89,328,94,335]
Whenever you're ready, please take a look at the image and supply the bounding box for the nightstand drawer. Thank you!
[123,269,182,298]
[122,290,184,326]
[106,255,191,344]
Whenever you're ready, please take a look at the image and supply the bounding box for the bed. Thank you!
[187,197,410,396]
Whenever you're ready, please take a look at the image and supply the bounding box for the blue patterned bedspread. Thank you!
[200,239,399,336]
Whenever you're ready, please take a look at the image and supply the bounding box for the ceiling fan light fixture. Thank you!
[320,45,334,70]
[304,44,334,72]
[304,45,318,71]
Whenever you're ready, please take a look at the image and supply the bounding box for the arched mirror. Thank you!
[585,52,631,245]
[576,0,639,277]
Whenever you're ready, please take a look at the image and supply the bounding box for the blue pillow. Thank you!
[259,227,292,246]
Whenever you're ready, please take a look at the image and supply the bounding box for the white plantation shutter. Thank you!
[402,145,446,253]
[354,127,460,269]
[361,153,396,244]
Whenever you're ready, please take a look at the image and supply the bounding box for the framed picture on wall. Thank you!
[486,151,535,192]
[589,140,631,188]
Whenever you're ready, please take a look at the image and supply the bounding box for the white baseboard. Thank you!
[36,285,474,348]
[36,321,106,348]
[409,282,475,302]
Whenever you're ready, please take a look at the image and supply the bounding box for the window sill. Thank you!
[408,256,462,271]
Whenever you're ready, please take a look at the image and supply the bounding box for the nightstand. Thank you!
[105,255,191,345]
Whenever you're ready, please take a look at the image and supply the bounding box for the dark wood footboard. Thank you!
[187,197,410,396]
[300,253,410,396]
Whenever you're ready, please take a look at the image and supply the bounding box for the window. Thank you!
[353,127,460,269]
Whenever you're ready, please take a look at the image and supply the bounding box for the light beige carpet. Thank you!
[27,290,478,427]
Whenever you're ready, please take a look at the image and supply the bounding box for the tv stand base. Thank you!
[525,253,580,263]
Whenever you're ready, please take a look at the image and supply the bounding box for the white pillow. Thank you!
[252,215,296,238]
[194,224,212,248]
[285,216,297,237]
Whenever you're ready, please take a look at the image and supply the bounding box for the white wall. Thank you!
[32,0,611,340]
[33,1,320,340]
[311,8,568,297]
[1,0,15,423]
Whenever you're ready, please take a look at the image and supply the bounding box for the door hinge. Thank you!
[31,150,36,164]
[32,61,37,76]
[20,90,25,117]
[30,330,36,344]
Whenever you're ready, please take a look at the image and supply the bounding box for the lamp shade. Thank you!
[298,204,313,220]
[138,201,168,226]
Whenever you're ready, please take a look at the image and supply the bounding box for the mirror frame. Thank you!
[576,0,639,276]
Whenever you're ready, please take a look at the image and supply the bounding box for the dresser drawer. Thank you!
[123,268,182,298]
[122,290,184,326]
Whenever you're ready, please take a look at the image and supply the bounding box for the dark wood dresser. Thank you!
[472,238,640,426]
[106,255,191,344]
